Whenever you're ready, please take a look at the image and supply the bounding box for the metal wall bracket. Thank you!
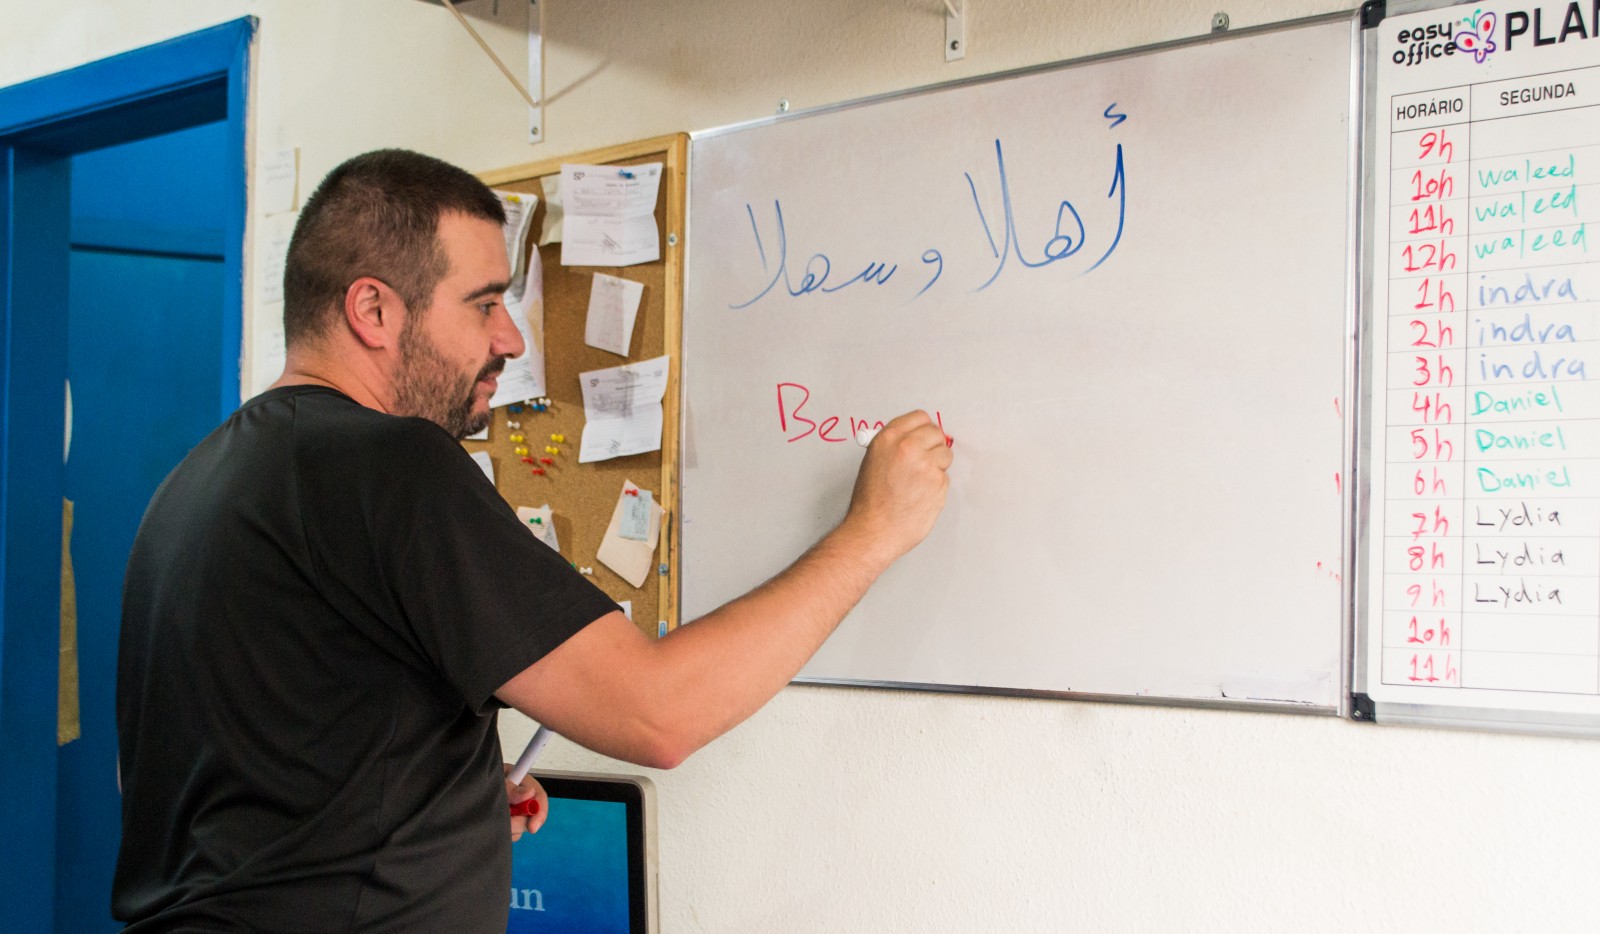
[945,0,965,62]
[527,0,544,143]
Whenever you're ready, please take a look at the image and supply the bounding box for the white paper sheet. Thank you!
[470,451,494,484]
[583,274,644,356]
[255,213,295,307]
[595,480,662,588]
[489,243,547,409]
[249,213,295,395]
[515,504,560,553]
[259,147,299,216]
[577,354,670,463]
[493,190,538,295]
[558,163,663,267]
[539,174,564,245]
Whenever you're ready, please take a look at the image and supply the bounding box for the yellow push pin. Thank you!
[550,434,566,443]
[509,433,525,443]
[514,445,530,457]
[544,445,560,455]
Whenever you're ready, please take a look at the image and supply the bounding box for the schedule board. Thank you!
[1356,0,1600,733]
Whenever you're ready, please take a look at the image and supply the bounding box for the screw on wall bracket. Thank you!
[1211,11,1230,32]
[777,99,790,114]
[945,0,966,62]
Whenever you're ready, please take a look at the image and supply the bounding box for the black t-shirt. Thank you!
[114,386,617,933]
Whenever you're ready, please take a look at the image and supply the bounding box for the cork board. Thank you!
[470,134,685,637]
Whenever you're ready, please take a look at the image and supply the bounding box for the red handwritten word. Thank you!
[1406,651,1457,685]
[1413,467,1448,497]
[1402,240,1458,273]
[1412,354,1455,387]
[1412,391,1452,424]
[776,382,947,445]
[1410,166,1454,201]
[1414,277,1456,313]
[1405,579,1447,608]
[1407,203,1455,236]
[1407,616,1453,646]
[1409,317,1455,349]
[1417,128,1454,163]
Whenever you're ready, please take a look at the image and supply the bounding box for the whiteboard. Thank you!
[681,15,1358,710]
[1356,0,1600,735]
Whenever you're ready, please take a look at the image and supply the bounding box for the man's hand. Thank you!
[842,410,953,564]
[505,765,548,841]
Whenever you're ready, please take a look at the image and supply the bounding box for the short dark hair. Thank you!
[282,149,506,345]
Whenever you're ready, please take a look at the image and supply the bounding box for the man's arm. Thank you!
[496,410,953,768]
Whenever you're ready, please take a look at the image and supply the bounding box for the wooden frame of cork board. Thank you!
[470,133,686,637]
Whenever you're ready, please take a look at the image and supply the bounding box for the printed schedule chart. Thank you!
[1364,2,1600,725]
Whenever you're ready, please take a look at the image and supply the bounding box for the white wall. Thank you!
[10,1,1600,931]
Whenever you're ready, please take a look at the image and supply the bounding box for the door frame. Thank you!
[0,18,253,928]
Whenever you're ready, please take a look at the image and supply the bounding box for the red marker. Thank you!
[509,798,541,818]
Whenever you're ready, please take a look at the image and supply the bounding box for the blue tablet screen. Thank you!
[507,797,631,934]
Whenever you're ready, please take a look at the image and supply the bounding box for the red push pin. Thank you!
[532,468,546,476]
[509,798,541,818]
[540,457,554,465]
[522,457,536,464]
[624,488,639,497]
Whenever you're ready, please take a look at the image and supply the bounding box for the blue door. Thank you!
[0,20,250,930]
[55,121,231,932]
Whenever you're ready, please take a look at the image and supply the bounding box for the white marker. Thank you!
[509,725,553,783]
[855,425,882,448]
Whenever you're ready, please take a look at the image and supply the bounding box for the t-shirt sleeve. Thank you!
[306,414,621,713]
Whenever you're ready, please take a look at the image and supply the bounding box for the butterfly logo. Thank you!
[1455,8,1498,63]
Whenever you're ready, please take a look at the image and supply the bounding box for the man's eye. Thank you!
[478,301,498,315]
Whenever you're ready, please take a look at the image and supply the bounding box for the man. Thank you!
[115,149,951,932]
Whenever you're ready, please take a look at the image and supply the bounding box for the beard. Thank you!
[392,317,501,440]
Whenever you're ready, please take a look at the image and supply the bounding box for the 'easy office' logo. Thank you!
[1392,8,1501,66]
[1394,18,1459,66]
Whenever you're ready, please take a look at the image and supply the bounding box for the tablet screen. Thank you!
[507,774,649,934]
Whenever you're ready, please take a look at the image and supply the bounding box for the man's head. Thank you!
[283,149,522,438]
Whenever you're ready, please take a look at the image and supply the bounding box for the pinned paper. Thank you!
[618,601,633,620]
[249,212,296,396]
[470,451,494,484]
[255,213,295,307]
[584,274,644,356]
[559,163,663,267]
[249,314,287,397]
[489,243,547,409]
[578,355,670,463]
[493,190,538,296]
[596,480,662,588]
[259,147,299,216]
[464,424,489,441]
[515,504,560,553]
[539,174,564,245]
[620,489,654,541]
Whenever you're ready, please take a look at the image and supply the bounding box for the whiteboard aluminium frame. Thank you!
[1350,0,1600,737]
[684,10,1367,716]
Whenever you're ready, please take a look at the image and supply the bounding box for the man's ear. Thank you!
[344,277,404,350]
